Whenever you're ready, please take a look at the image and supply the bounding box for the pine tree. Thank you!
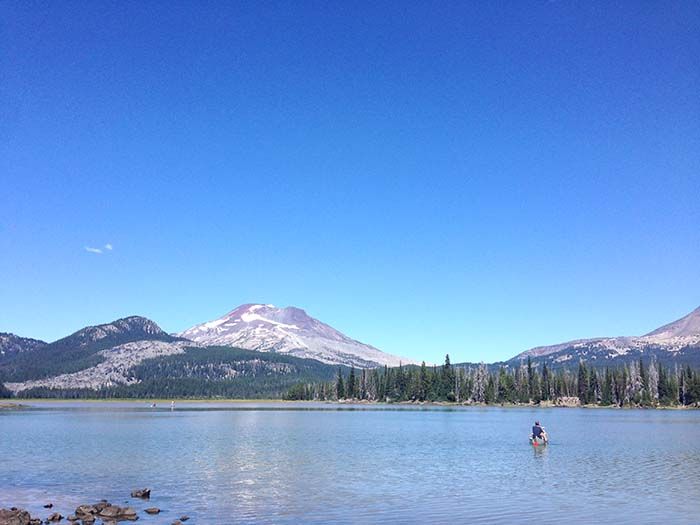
[647,358,659,405]
[419,361,428,401]
[601,368,613,406]
[346,367,356,399]
[485,374,496,404]
[541,364,551,401]
[442,354,455,401]
[577,361,589,404]
[336,367,345,400]
[590,369,601,404]
[360,369,367,400]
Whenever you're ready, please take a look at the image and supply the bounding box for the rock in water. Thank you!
[74,505,97,520]
[179,517,189,522]
[144,508,160,515]
[42,505,52,510]
[119,507,138,521]
[0,508,32,525]
[130,489,151,499]
[98,505,138,522]
[46,513,62,522]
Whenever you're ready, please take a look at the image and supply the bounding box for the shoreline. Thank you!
[2,399,696,410]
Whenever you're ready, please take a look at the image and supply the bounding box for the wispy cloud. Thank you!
[85,242,114,255]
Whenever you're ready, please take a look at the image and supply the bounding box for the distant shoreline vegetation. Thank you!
[284,356,700,409]
[2,355,699,408]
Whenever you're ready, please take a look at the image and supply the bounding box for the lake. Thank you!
[1,402,699,524]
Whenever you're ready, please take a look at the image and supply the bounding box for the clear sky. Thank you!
[2,1,699,363]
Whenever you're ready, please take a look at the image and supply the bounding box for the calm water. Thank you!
[1,402,699,524]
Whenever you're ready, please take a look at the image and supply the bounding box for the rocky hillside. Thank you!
[510,306,700,368]
[0,316,179,382]
[0,333,47,363]
[179,303,416,368]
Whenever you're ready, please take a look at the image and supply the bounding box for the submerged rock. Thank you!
[143,509,159,515]
[179,517,189,522]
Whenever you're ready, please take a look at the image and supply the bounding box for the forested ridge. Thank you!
[2,350,699,406]
[285,355,700,408]
[3,347,344,399]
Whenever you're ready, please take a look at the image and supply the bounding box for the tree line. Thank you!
[285,355,700,407]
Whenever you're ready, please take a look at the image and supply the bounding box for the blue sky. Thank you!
[2,1,699,363]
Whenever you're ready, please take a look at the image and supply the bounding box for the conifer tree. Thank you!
[577,361,589,404]
[336,367,345,399]
[541,364,551,401]
[347,366,356,399]
[419,361,428,401]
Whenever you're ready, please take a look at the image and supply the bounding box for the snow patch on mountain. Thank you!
[178,303,417,368]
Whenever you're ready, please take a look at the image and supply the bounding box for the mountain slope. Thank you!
[7,345,345,399]
[0,316,179,382]
[0,333,47,363]
[644,306,700,339]
[179,304,416,368]
[510,306,700,368]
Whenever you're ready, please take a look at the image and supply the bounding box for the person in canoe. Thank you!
[531,421,548,444]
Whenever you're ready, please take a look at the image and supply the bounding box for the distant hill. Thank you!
[0,316,178,382]
[8,346,343,399]
[508,306,700,369]
[179,303,416,368]
[0,333,47,364]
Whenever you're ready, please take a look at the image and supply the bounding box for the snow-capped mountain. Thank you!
[178,304,416,368]
[511,306,700,367]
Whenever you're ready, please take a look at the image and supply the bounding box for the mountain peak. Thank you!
[178,303,416,368]
[57,316,173,348]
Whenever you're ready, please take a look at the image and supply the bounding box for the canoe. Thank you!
[529,434,548,446]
